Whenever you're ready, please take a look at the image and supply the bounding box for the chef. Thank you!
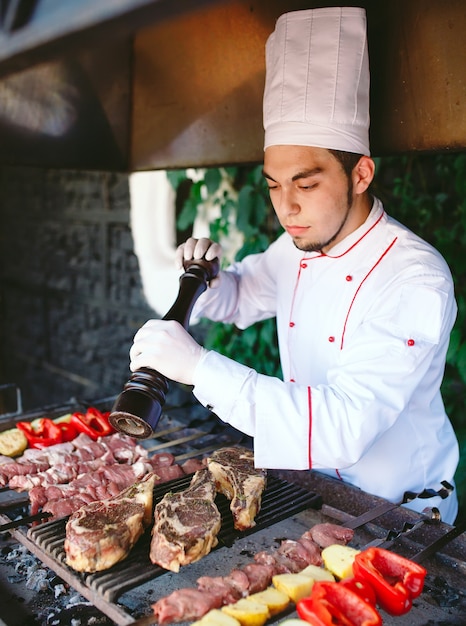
[130,7,460,524]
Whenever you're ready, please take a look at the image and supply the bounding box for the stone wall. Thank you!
[0,166,168,411]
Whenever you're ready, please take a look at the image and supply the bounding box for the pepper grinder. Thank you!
[109,257,220,439]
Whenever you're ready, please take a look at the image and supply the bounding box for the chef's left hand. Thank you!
[129,320,207,385]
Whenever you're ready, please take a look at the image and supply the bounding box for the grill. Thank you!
[22,476,321,624]
[1,397,466,626]
[0,397,324,625]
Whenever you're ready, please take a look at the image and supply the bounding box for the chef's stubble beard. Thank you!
[293,179,354,253]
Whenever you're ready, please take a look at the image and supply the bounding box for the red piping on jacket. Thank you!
[307,386,312,468]
[340,237,398,350]
[288,261,309,378]
[302,210,385,261]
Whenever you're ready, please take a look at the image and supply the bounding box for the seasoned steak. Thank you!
[207,446,267,530]
[64,472,157,572]
[150,469,221,572]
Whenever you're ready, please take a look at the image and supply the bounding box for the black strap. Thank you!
[403,480,454,503]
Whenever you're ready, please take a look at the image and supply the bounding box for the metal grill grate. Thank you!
[27,475,322,602]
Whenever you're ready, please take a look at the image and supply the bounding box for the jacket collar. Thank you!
[303,196,384,259]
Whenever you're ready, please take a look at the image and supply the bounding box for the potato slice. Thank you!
[0,428,28,457]
[299,564,335,582]
[248,586,290,615]
[222,598,270,626]
[321,544,361,580]
[192,608,241,626]
[272,573,315,603]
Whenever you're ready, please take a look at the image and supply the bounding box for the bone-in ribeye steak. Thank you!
[207,446,267,530]
[150,468,222,572]
[64,472,157,572]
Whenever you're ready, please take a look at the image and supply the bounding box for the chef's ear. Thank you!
[353,156,375,194]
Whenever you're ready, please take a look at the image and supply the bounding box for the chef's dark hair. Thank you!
[329,150,363,179]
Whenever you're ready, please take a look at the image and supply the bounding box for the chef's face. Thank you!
[263,145,373,253]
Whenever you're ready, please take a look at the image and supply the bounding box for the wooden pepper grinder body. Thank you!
[109,257,219,438]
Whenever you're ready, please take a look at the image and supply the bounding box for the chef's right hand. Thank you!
[175,237,223,288]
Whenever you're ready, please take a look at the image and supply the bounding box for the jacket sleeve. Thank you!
[192,273,457,471]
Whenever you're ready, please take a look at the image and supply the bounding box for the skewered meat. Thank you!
[277,539,323,570]
[304,522,354,548]
[207,446,267,530]
[64,472,157,572]
[241,562,274,593]
[298,536,325,564]
[181,457,206,474]
[3,431,190,519]
[152,588,223,625]
[255,549,303,574]
[253,534,323,574]
[197,570,250,605]
[150,469,221,572]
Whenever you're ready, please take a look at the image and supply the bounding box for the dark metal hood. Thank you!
[0,0,465,172]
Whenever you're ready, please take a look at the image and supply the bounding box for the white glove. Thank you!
[129,319,207,385]
[175,237,223,288]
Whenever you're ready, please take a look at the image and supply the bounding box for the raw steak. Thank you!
[207,446,267,530]
[64,472,157,572]
[150,469,221,572]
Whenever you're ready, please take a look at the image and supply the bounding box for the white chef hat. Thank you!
[263,6,370,156]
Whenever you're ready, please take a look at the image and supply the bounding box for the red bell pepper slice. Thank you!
[56,421,78,442]
[16,418,63,449]
[70,407,114,440]
[52,414,78,442]
[297,581,382,626]
[340,577,377,607]
[352,547,427,616]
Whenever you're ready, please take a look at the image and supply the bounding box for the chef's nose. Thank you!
[277,188,300,216]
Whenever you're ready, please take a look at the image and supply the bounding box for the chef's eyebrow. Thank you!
[262,167,323,182]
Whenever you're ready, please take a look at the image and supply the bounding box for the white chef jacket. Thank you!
[191,198,459,523]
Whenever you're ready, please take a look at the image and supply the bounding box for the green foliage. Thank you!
[171,165,282,376]
[177,180,203,231]
[170,152,466,522]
